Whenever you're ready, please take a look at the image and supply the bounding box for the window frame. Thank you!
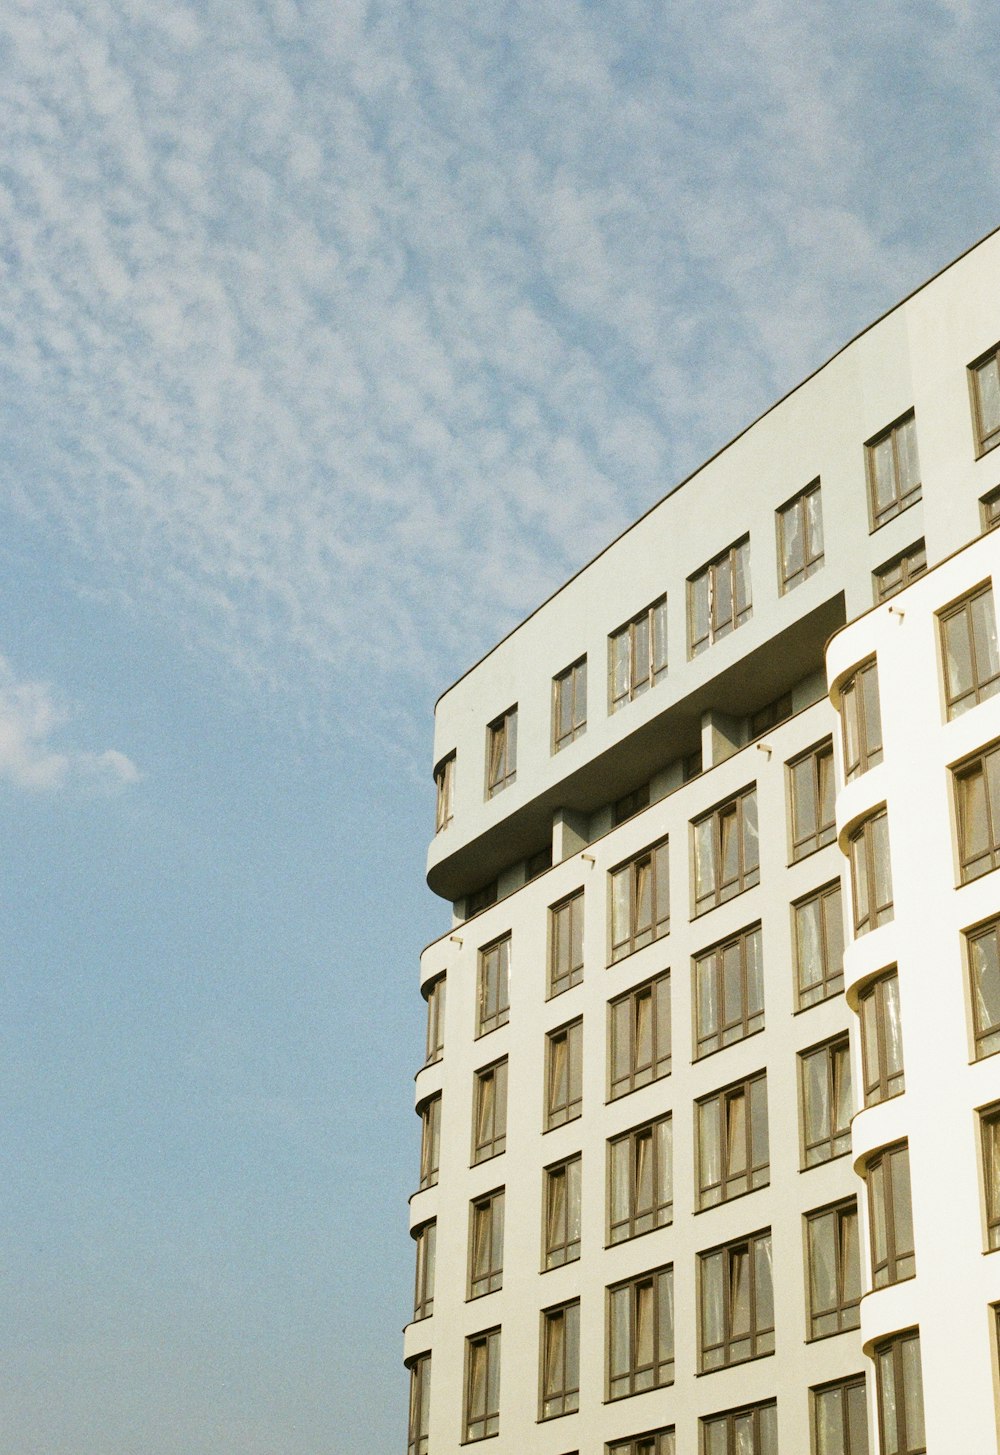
[549,890,585,997]
[607,1428,675,1455]
[865,410,921,530]
[777,479,824,593]
[699,1400,777,1455]
[434,751,455,833]
[840,657,883,781]
[553,656,588,750]
[609,596,668,713]
[418,1092,441,1191]
[693,922,764,1059]
[609,836,670,963]
[981,1104,1000,1251]
[969,340,1000,458]
[697,1228,774,1372]
[805,1198,861,1340]
[539,1298,580,1420]
[954,738,1000,882]
[608,970,671,1099]
[866,1140,915,1288]
[412,1218,436,1321]
[848,807,893,936]
[692,785,760,915]
[485,706,517,798]
[469,1186,505,1298]
[464,1327,501,1442]
[688,535,752,657]
[794,879,845,1009]
[424,974,446,1065]
[810,1374,868,1455]
[606,1263,675,1400]
[477,934,510,1037]
[696,1070,769,1209]
[543,1154,581,1269]
[981,484,1000,532]
[967,916,1000,1059]
[799,1033,853,1168]
[472,1057,508,1165]
[859,969,905,1104]
[406,1352,431,1455]
[874,1329,925,1455]
[873,539,926,602]
[788,737,836,861]
[545,1017,583,1130]
[939,581,1000,719]
[607,1113,673,1244]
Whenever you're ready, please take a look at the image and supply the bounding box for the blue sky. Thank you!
[0,2,997,1451]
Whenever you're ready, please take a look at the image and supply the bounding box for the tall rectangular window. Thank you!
[464,1328,501,1441]
[549,890,585,996]
[689,536,752,656]
[477,934,510,1036]
[610,597,668,712]
[544,1155,581,1269]
[955,741,1000,881]
[434,752,455,832]
[607,1264,674,1398]
[693,786,759,913]
[806,1200,861,1338]
[778,480,824,592]
[608,1429,675,1455]
[486,706,517,797]
[609,972,671,1099]
[840,658,883,780]
[967,917,1000,1058]
[789,739,836,860]
[859,970,904,1103]
[849,808,893,935]
[698,1229,774,1370]
[794,881,845,1008]
[970,342,1000,456]
[412,1219,436,1320]
[540,1299,580,1419]
[866,411,921,528]
[554,657,588,748]
[424,975,446,1065]
[940,583,1000,718]
[866,1141,915,1287]
[800,1034,852,1167]
[982,485,1000,532]
[980,1106,1000,1250]
[874,540,926,602]
[608,1114,673,1243]
[812,1376,869,1455]
[610,837,670,962]
[470,1188,505,1297]
[875,1330,925,1455]
[472,1059,508,1164]
[694,924,764,1058]
[418,1094,441,1190]
[700,1401,777,1455]
[407,1353,431,1455]
[546,1019,583,1129]
[697,1072,769,1208]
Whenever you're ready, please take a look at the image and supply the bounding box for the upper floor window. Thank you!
[549,890,584,997]
[695,923,764,1058]
[693,785,759,914]
[424,975,445,1065]
[982,484,1000,532]
[610,597,668,712]
[794,881,845,1008]
[477,934,510,1036]
[840,657,883,780]
[689,537,752,657]
[418,1093,441,1191]
[749,691,792,739]
[701,1401,776,1455]
[849,808,893,935]
[464,1327,501,1441]
[434,752,455,832]
[609,971,671,1099]
[608,1429,675,1455]
[806,1200,861,1339]
[874,539,926,602]
[980,1105,1000,1251]
[607,1264,674,1398]
[812,1375,868,1455]
[608,1114,673,1243]
[544,1154,581,1269]
[407,1353,431,1455]
[540,1299,580,1419]
[866,411,921,529]
[940,583,1000,718]
[970,341,1000,456]
[866,1140,915,1287]
[778,480,824,592]
[789,739,835,860]
[696,1070,768,1208]
[800,1034,852,1167]
[472,1058,508,1163]
[486,706,517,797]
[954,740,1000,881]
[859,970,904,1104]
[467,880,498,918]
[874,1329,925,1455]
[610,836,670,962]
[553,657,588,749]
[699,1228,774,1371]
[470,1187,505,1297]
[614,782,650,826]
[412,1219,436,1321]
[546,1018,583,1128]
[968,917,1000,1059]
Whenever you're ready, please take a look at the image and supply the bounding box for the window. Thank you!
[778,480,824,592]
[940,583,1000,717]
[982,485,1000,532]
[424,975,446,1065]
[980,1106,1000,1250]
[800,1035,852,1167]
[955,741,1000,881]
[406,1353,431,1455]
[840,657,883,780]
[546,1019,583,1128]
[689,537,752,657]
[467,880,498,917]
[859,971,904,1104]
[874,1330,925,1455]
[700,1401,777,1455]
[607,1264,674,1398]
[549,891,584,997]
[608,1115,672,1243]
[806,1200,861,1338]
[477,935,510,1036]
[794,881,845,1008]
[873,539,926,602]
[526,845,552,881]
[540,1300,580,1418]
[699,1229,774,1371]
[812,1376,869,1455]
[866,1141,915,1287]
[608,1428,674,1455]
[610,837,670,962]
[970,341,1000,456]
[554,657,587,749]
[486,706,517,797]
[434,752,455,832]
[789,739,835,860]
[749,691,792,739]
[464,1328,501,1441]
[694,923,764,1058]
[418,1094,441,1190]
[610,597,668,711]
[470,1188,505,1297]
[866,412,921,528]
[968,917,1000,1058]
[473,1059,508,1163]
[544,1155,581,1268]
[697,1072,768,1208]
[614,783,650,826]
[849,808,893,935]
[412,1220,436,1320]
[609,972,671,1099]
[693,787,759,914]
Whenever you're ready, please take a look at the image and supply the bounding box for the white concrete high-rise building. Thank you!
[404,227,1000,1455]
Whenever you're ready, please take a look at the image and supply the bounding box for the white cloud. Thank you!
[0,656,140,793]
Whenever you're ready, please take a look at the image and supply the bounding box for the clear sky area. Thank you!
[1,3,998,1452]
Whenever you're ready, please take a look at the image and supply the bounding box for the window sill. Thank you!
[799,1147,853,1174]
[868,493,922,535]
[694,1023,766,1064]
[695,1348,774,1377]
[691,883,758,922]
[793,985,845,1015]
[693,1180,769,1215]
[603,1378,674,1404]
[605,1071,672,1107]
[805,1320,861,1344]
[604,1218,674,1250]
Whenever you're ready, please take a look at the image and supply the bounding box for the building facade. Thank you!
[404,226,1000,1455]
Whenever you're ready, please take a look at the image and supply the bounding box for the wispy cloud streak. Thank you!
[0,655,139,791]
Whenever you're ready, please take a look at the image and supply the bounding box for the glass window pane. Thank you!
[972,589,1000,685]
